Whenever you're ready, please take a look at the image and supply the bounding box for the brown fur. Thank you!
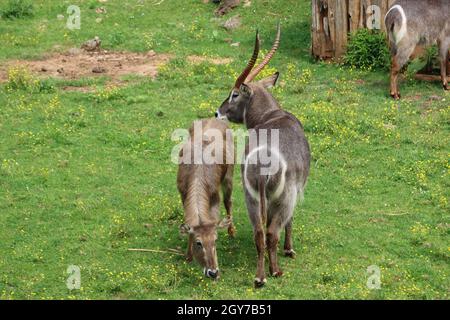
[177,119,235,279]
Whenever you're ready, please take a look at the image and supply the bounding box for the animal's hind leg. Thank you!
[245,192,266,287]
[254,223,266,287]
[266,213,283,277]
[438,41,449,90]
[284,217,296,258]
[222,166,235,237]
[390,55,402,99]
[390,43,416,99]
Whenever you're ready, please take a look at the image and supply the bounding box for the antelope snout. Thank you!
[205,268,219,279]
[215,110,227,120]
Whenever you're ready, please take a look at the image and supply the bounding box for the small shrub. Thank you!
[94,85,123,103]
[6,66,36,91]
[344,29,390,71]
[423,46,438,66]
[418,45,439,74]
[1,0,34,19]
[108,31,126,47]
[6,66,55,93]
[36,79,56,93]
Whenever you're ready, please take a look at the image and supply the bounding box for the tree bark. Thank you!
[311,0,393,60]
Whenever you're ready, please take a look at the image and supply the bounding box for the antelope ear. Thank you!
[256,72,280,89]
[179,223,192,235]
[217,217,232,229]
[239,83,253,97]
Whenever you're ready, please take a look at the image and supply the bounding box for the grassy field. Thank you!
[0,0,449,300]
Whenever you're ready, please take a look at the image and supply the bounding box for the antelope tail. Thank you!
[385,5,407,53]
[258,176,267,228]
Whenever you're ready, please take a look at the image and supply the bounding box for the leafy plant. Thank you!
[6,66,36,91]
[6,66,54,93]
[1,0,34,19]
[344,29,390,71]
[108,31,126,47]
[418,45,439,74]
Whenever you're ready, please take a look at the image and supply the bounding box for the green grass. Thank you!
[0,0,449,300]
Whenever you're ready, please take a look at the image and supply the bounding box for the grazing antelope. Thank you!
[385,0,450,99]
[215,25,311,287]
[177,119,235,280]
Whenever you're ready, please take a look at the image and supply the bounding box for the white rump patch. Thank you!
[386,5,407,44]
[267,148,287,201]
[243,146,265,201]
[243,146,287,202]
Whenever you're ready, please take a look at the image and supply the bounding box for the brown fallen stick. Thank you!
[414,73,450,82]
[127,248,184,256]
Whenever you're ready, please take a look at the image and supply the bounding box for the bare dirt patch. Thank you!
[0,49,172,86]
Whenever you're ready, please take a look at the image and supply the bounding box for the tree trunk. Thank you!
[311,0,395,60]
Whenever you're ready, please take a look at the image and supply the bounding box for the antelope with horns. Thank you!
[385,0,450,99]
[215,24,311,287]
[177,118,235,280]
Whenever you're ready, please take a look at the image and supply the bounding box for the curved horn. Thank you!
[245,23,281,83]
[234,30,260,90]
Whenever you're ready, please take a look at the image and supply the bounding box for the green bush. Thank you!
[108,31,126,47]
[419,45,439,74]
[344,29,390,71]
[1,0,34,19]
[5,66,54,93]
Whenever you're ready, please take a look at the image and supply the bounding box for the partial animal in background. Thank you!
[385,0,450,99]
[177,119,235,280]
[216,25,311,287]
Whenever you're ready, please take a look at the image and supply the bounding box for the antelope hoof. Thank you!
[284,249,296,258]
[228,225,236,238]
[390,92,401,100]
[443,83,449,90]
[254,277,267,288]
[271,270,284,278]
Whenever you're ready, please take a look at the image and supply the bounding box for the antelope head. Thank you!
[180,217,232,279]
[215,24,281,125]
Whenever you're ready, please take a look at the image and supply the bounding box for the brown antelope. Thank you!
[177,118,235,280]
[385,0,450,99]
[215,25,311,287]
